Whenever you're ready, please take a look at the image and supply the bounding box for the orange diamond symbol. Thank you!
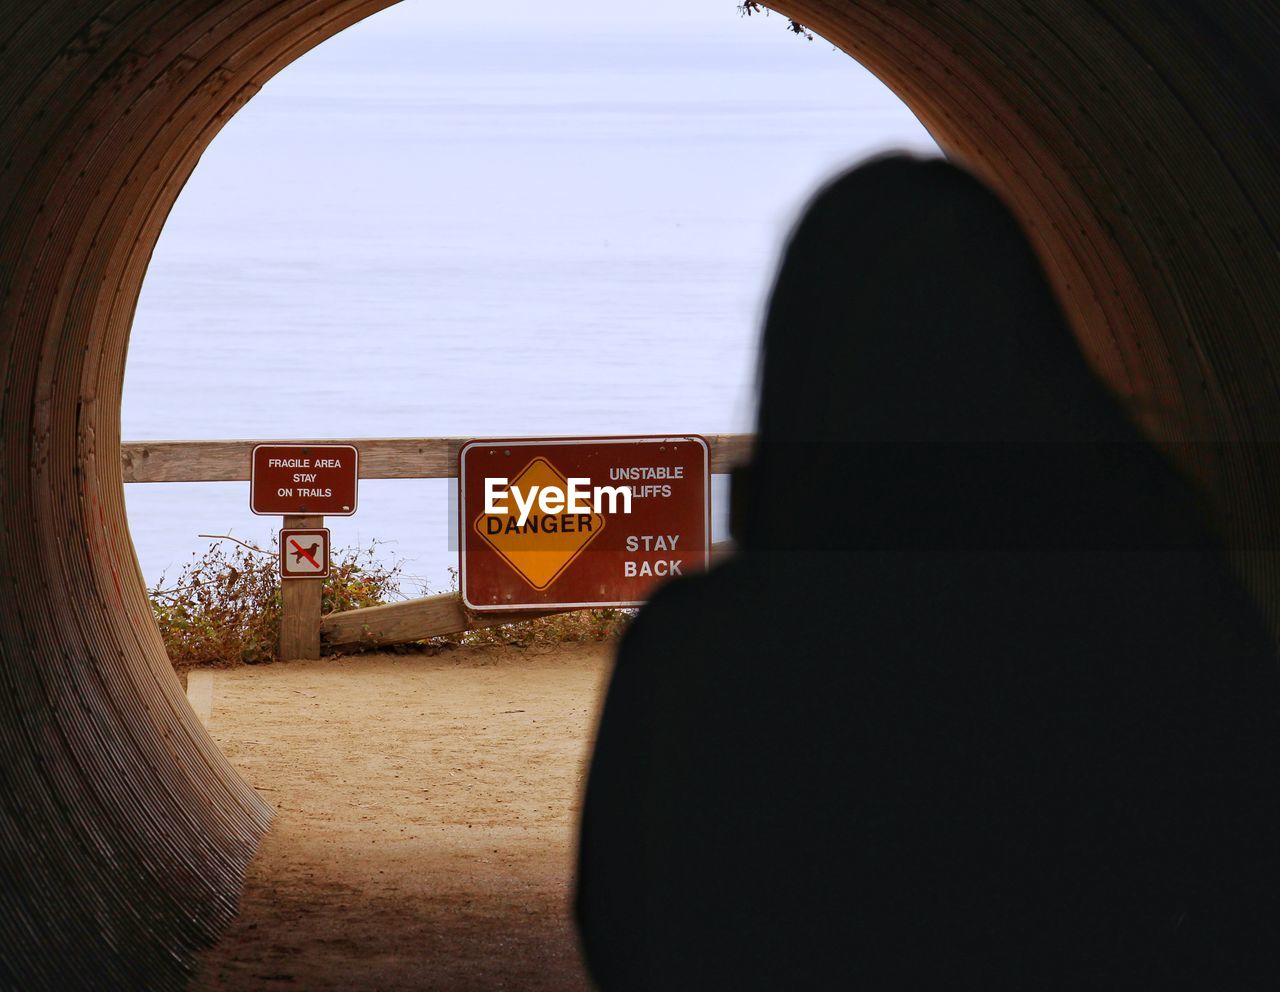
[473,457,605,590]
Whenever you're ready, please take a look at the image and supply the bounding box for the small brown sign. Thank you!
[280,528,330,579]
[250,444,358,516]
[460,436,709,610]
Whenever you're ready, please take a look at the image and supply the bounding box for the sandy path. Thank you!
[191,643,612,991]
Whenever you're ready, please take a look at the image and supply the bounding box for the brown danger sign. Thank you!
[250,444,358,516]
[280,528,330,579]
[460,436,709,610]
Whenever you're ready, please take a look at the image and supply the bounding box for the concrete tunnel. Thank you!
[0,0,1277,986]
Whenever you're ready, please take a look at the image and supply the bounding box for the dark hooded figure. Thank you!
[575,156,1280,989]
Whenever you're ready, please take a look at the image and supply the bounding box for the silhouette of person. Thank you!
[575,156,1280,988]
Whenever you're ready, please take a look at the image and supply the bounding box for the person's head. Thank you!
[734,155,1207,553]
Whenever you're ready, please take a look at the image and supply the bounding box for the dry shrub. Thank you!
[149,536,402,669]
[405,567,632,651]
[438,607,633,650]
[151,540,630,668]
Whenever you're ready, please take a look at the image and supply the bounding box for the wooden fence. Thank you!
[122,435,751,658]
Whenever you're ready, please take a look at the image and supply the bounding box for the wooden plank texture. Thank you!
[120,434,754,483]
[279,515,323,660]
[320,592,562,650]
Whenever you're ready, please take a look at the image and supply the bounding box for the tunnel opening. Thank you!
[120,5,938,985]
[1,1,1277,989]
[120,0,939,626]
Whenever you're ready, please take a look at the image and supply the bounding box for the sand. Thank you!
[190,642,613,991]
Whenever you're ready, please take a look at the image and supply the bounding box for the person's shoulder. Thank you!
[645,551,763,613]
[620,554,757,652]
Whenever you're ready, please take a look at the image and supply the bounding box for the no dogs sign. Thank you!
[459,436,709,610]
[280,528,330,579]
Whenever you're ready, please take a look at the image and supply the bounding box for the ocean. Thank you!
[121,3,937,595]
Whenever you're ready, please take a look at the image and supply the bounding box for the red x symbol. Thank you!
[289,538,320,569]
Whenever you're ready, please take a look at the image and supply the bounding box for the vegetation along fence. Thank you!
[122,435,752,659]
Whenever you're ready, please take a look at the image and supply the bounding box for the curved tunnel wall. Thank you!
[0,0,1276,987]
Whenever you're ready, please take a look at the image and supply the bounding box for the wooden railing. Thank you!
[120,434,753,483]
[123,435,751,656]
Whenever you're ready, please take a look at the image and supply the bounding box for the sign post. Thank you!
[459,436,709,610]
[251,444,358,661]
[279,515,324,660]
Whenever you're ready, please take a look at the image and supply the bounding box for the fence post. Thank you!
[279,514,323,660]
